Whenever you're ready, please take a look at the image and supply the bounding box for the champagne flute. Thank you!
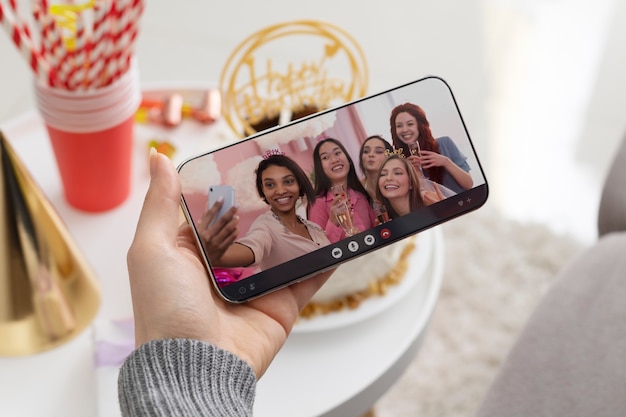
[331,200,359,236]
[373,201,390,224]
[408,141,426,177]
[331,184,348,202]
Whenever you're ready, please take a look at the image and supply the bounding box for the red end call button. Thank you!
[380,228,391,239]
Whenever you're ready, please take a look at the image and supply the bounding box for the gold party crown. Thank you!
[384,148,405,158]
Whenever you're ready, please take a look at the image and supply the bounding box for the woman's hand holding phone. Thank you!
[128,150,333,377]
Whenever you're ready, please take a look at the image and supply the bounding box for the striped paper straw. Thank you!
[31,3,46,54]
[33,1,73,89]
[92,0,117,88]
[114,0,143,83]
[66,11,88,89]
[102,0,132,86]
[84,0,111,89]
[32,3,64,78]
[0,1,56,86]
[2,0,142,90]
[8,0,33,42]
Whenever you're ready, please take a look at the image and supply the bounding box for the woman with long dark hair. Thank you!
[359,135,394,201]
[308,138,376,242]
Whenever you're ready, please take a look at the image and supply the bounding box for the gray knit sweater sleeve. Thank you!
[118,339,257,417]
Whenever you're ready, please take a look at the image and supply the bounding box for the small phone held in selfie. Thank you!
[177,76,489,303]
[207,185,235,225]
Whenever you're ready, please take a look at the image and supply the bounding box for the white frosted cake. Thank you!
[300,237,417,318]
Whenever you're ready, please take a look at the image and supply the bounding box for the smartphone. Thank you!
[207,185,235,225]
[177,76,489,303]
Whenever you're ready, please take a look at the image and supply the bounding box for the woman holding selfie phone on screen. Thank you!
[308,138,376,242]
[390,102,472,194]
[199,152,329,272]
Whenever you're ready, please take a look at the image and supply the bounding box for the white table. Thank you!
[0,106,444,416]
[255,232,443,417]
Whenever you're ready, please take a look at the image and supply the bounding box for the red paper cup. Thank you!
[34,63,141,212]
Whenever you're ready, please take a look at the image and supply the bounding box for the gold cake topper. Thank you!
[220,20,369,137]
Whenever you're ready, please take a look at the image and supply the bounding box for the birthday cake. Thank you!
[299,236,417,318]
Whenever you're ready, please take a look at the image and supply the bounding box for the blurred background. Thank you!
[1,0,625,245]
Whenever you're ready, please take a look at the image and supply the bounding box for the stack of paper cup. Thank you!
[33,63,141,212]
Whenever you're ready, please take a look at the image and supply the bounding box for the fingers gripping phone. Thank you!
[177,76,489,303]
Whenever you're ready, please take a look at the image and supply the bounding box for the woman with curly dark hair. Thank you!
[199,153,329,272]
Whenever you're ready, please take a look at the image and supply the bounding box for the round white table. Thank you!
[0,98,443,417]
[255,231,443,417]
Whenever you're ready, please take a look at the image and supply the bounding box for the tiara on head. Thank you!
[262,148,286,159]
[384,148,405,158]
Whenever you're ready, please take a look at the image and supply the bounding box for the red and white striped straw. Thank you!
[66,11,89,89]
[84,0,111,89]
[103,0,143,86]
[92,0,116,88]
[32,1,71,88]
[2,0,142,90]
[101,0,126,87]
[114,0,143,83]
[31,3,46,54]
[0,1,56,86]
[40,1,72,88]
[8,0,33,42]
[32,4,56,67]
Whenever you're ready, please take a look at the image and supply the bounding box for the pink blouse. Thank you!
[308,189,376,243]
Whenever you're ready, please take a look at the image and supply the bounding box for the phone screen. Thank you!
[177,76,488,302]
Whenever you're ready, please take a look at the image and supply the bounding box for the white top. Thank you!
[237,211,330,270]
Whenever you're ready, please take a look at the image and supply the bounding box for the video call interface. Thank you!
[178,77,488,301]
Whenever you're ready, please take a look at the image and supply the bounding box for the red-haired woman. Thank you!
[390,102,473,193]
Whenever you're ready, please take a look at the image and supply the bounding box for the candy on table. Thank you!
[193,89,222,123]
[148,139,176,159]
[136,89,222,127]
